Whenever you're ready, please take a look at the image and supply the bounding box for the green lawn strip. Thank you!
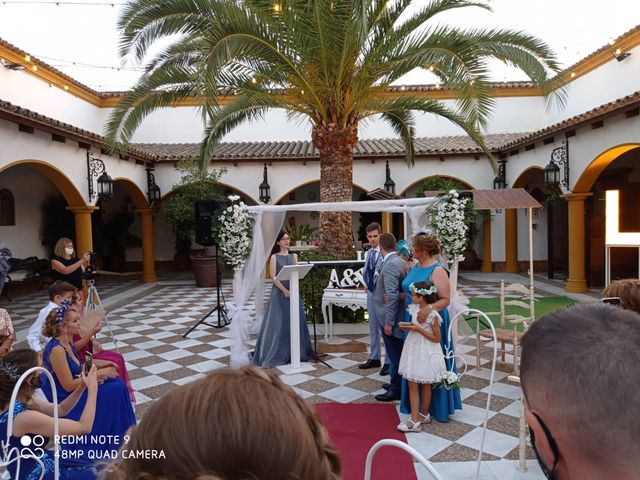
[464,296,577,331]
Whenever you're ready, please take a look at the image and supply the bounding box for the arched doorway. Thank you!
[575,146,640,287]
[0,160,88,259]
[512,167,559,278]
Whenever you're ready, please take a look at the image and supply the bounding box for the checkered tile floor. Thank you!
[5,276,546,478]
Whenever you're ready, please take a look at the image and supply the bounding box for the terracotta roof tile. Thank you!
[0,98,153,160]
[134,132,526,161]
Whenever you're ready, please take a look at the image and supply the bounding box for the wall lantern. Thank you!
[384,160,396,195]
[259,163,271,203]
[544,139,569,191]
[493,159,507,189]
[146,167,162,205]
[87,151,113,201]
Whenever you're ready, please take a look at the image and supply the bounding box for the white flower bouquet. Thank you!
[214,195,254,271]
[434,370,461,390]
[428,190,470,264]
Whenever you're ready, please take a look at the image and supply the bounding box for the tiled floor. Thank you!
[3,274,548,479]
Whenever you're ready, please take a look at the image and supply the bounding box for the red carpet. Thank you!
[315,403,417,480]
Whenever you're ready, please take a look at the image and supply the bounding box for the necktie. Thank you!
[367,250,378,291]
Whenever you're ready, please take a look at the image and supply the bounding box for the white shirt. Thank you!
[27,301,57,352]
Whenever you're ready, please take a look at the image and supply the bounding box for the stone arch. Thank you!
[0,159,85,206]
[512,166,544,189]
[159,182,258,205]
[113,177,150,209]
[573,144,640,193]
[399,174,475,196]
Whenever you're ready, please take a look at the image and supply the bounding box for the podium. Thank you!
[276,262,315,375]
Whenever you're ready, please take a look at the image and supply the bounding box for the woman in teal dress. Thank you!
[400,233,462,422]
[252,231,314,368]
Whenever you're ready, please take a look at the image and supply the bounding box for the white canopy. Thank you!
[229,196,440,367]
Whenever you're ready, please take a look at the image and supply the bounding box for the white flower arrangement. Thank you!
[214,195,254,271]
[434,370,461,390]
[429,190,470,264]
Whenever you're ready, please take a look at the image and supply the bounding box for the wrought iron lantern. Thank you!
[384,160,396,195]
[544,139,569,191]
[493,159,507,189]
[259,163,271,203]
[87,151,113,201]
[146,168,161,204]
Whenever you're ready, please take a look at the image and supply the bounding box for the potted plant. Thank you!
[285,224,318,246]
[163,157,225,286]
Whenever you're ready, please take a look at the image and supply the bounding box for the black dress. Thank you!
[51,255,83,288]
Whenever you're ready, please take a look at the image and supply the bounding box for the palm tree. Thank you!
[106,0,564,257]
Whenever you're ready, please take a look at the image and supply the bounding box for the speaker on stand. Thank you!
[183,200,230,336]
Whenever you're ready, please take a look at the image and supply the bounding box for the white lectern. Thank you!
[276,262,315,375]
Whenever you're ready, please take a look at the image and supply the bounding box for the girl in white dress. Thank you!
[397,281,446,432]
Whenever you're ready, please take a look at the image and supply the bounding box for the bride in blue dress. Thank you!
[400,233,462,422]
[0,348,98,479]
[40,302,136,463]
[252,231,314,368]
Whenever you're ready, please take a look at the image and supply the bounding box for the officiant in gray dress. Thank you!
[252,231,314,368]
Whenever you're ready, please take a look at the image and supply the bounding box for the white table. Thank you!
[321,288,368,340]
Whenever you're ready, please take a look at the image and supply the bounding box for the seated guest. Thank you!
[520,303,640,479]
[602,278,640,315]
[0,348,98,479]
[51,237,91,289]
[28,281,83,353]
[72,289,135,402]
[0,308,16,358]
[103,366,341,480]
[40,301,136,460]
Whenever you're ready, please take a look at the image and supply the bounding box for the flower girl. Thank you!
[397,281,446,432]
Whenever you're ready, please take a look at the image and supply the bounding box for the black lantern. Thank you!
[384,160,396,195]
[87,151,113,201]
[259,163,271,203]
[146,168,162,204]
[493,159,507,189]
[543,139,569,191]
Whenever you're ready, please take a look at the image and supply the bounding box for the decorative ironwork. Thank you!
[146,168,161,205]
[86,151,113,201]
[259,163,271,203]
[384,160,396,195]
[544,139,569,191]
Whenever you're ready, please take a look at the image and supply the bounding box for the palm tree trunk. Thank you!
[312,123,358,258]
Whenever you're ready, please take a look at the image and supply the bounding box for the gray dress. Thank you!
[252,254,314,368]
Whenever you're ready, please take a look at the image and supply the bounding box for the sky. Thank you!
[0,0,638,91]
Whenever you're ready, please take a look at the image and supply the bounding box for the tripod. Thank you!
[183,247,229,337]
[84,279,120,354]
[307,267,331,369]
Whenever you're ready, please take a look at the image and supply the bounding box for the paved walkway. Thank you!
[0,271,579,479]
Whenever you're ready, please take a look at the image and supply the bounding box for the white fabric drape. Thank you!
[229,197,440,368]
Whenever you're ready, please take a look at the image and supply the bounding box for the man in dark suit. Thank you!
[372,233,409,401]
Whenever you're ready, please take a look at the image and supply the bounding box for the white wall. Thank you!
[0,165,59,259]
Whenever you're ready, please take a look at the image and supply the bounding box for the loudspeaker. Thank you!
[194,200,220,246]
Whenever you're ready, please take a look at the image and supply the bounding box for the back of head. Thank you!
[48,280,76,301]
[105,366,341,480]
[603,278,640,315]
[520,303,640,465]
[0,349,38,409]
[378,233,396,252]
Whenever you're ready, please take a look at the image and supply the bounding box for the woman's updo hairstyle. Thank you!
[413,233,441,257]
[0,349,38,409]
[42,301,74,339]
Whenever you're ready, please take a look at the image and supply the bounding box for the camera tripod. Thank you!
[183,247,230,337]
[85,279,120,354]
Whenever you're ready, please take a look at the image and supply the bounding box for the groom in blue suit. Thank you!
[372,233,409,401]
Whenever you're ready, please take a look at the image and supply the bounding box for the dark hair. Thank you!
[413,233,440,257]
[521,303,640,463]
[104,366,341,480]
[48,280,76,301]
[603,279,640,315]
[366,223,381,234]
[0,349,39,410]
[378,232,396,251]
[271,231,287,255]
[410,281,439,304]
